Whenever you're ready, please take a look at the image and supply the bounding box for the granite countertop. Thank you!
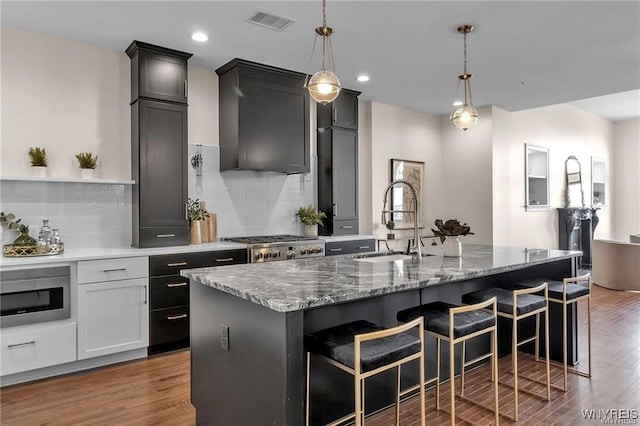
[0,241,247,270]
[182,244,581,313]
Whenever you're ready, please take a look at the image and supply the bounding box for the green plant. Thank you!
[296,205,327,226]
[28,147,48,167]
[431,218,474,243]
[75,152,98,169]
[1,212,23,231]
[385,220,396,231]
[187,198,204,221]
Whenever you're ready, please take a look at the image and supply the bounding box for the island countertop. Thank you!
[181,244,581,313]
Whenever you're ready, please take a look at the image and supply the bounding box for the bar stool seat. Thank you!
[305,318,426,426]
[397,299,500,425]
[517,278,589,300]
[462,287,546,315]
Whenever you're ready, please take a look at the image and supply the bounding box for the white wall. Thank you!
[613,118,640,241]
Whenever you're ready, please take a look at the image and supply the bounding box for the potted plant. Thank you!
[187,198,205,244]
[1,212,36,247]
[28,147,48,177]
[431,218,474,257]
[75,152,98,178]
[296,205,327,237]
[385,220,396,240]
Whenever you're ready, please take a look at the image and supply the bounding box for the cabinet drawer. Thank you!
[149,249,247,277]
[150,306,189,347]
[1,322,76,376]
[325,239,376,256]
[77,257,149,284]
[150,275,189,310]
[139,226,189,248]
[332,220,359,235]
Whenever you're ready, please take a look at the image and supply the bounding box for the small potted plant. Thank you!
[431,219,474,257]
[385,220,396,240]
[75,152,98,179]
[296,205,327,237]
[28,147,48,177]
[1,212,36,247]
[187,198,205,244]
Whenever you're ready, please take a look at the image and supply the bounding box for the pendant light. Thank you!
[450,25,478,131]
[304,0,341,104]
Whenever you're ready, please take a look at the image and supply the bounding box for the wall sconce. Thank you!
[191,144,203,176]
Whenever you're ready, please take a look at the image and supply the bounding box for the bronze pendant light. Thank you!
[450,25,479,131]
[304,0,341,104]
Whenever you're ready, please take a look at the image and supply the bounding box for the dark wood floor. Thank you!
[1,285,638,425]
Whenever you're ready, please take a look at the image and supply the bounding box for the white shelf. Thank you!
[0,176,135,185]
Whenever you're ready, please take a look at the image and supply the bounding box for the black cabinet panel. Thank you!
[217,58,310,174]
[331,220,359,235]
[149,305,189,348]
[317,90,359,130]
[150,249,248,276]
[325,239,376,256]
[150,275,189,310]
[558,208,599,268]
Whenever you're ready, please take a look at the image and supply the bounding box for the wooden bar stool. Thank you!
[516,273,592,391]
[397,298,500,425]
[305,318,426,426]
[462,284,550,422]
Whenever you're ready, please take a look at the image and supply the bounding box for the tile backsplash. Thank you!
[0,145,315,249]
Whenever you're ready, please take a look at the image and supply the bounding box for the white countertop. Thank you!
[0,241,246,270]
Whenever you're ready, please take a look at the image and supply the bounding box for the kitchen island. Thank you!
[182,244,580,425]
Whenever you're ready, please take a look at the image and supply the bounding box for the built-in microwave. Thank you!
[0,266,70,328]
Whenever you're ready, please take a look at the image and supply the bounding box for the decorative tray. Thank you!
[3,243,65,257]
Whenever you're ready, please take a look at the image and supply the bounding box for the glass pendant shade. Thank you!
[451,104,479,131]
[308,70,341,104]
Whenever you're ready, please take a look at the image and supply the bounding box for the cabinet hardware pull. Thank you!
[167,262,188,267]
[358,246,370,249]
[333,202,337,217]
[341,225,353,229]
[184,80,188,97]
[167,314,188,320]
[103,268,126,272]
[215,258,234,262]
[333,108,338,123]
[167,282,188,288]
[185,203,188,220]
[143,285,147,304]
[157,234,176,238]
[8,341,36,349]
[329,248,343,252]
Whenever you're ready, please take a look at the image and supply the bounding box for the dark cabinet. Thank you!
[325,239,376,256]
[317,89,361,236]
[216,59,310,174]
[127,41,192,248]
[148,249,247,355]
[557,208,600,268]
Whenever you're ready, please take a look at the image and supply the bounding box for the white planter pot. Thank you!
[442,236,462,257]
[31,166,47,178]
[304,224,318,237]
[80,169,95,179]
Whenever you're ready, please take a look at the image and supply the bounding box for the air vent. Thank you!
[245,10,295,31]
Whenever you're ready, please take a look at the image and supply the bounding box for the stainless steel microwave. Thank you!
[0,266,70,328]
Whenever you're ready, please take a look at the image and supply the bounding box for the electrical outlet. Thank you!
[221,324,230,351]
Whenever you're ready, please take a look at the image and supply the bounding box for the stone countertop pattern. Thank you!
[182,244,581,313]
[0,241,247,270]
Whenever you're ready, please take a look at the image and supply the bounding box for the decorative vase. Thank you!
[442,236,462,257]
[304,224,318,237]
[190,220,202,244]
[13,229,36,246]
[81,168,94,179]
[31,166,47,178]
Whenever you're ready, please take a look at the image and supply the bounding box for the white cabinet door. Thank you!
[77,278,149,359]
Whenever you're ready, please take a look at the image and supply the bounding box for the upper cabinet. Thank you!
[591,157,606,207]
[525,144,550,211]
[126,41,191,104]
[317,90,359,130]
[216,59,310,174]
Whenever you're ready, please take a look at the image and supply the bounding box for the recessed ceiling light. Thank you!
[356,75,370,82]
[452,101,463,107]
[191,32,208,42]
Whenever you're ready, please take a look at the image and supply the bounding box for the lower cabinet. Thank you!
[1,322,76,376]
[325,239,376,256]
[77,257,150,360]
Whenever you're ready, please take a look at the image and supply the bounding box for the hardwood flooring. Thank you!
[1,285,638,425]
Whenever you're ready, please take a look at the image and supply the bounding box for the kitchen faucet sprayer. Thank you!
[381,179,422,259]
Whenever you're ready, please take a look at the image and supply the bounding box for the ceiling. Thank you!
[2,1,639,121]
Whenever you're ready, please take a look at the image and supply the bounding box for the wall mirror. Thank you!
[565,156,585,207]
[591,157,606,207]
[390,159,424,228]
[525,144,549,211]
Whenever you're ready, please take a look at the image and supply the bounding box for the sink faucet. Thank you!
[381,179,422,260]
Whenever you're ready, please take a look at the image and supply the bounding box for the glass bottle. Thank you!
[52,229,62,245]
[40,219,52,244]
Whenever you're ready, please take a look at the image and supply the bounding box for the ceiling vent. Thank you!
[245,10,295,31]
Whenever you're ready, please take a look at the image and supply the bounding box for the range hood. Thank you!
[216,58,310,174]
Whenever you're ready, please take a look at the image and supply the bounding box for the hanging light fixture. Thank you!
[304,0,341,104]
[450,25,478,131]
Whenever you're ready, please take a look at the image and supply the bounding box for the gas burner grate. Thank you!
[225,235,319,244]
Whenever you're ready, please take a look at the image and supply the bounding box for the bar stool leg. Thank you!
[563,300,568,392]
[436,338,441,410]
[513,313,519,422]
[306,352,311,426]
[535,313,540,361]
[545,302,551,401]
[419,341,426,426]
[449,340,456,426]
[355,371,362,426]
[460,341,466,396]
[492,326,500,425]
[395,366,401,425]
[587,294,592,378]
